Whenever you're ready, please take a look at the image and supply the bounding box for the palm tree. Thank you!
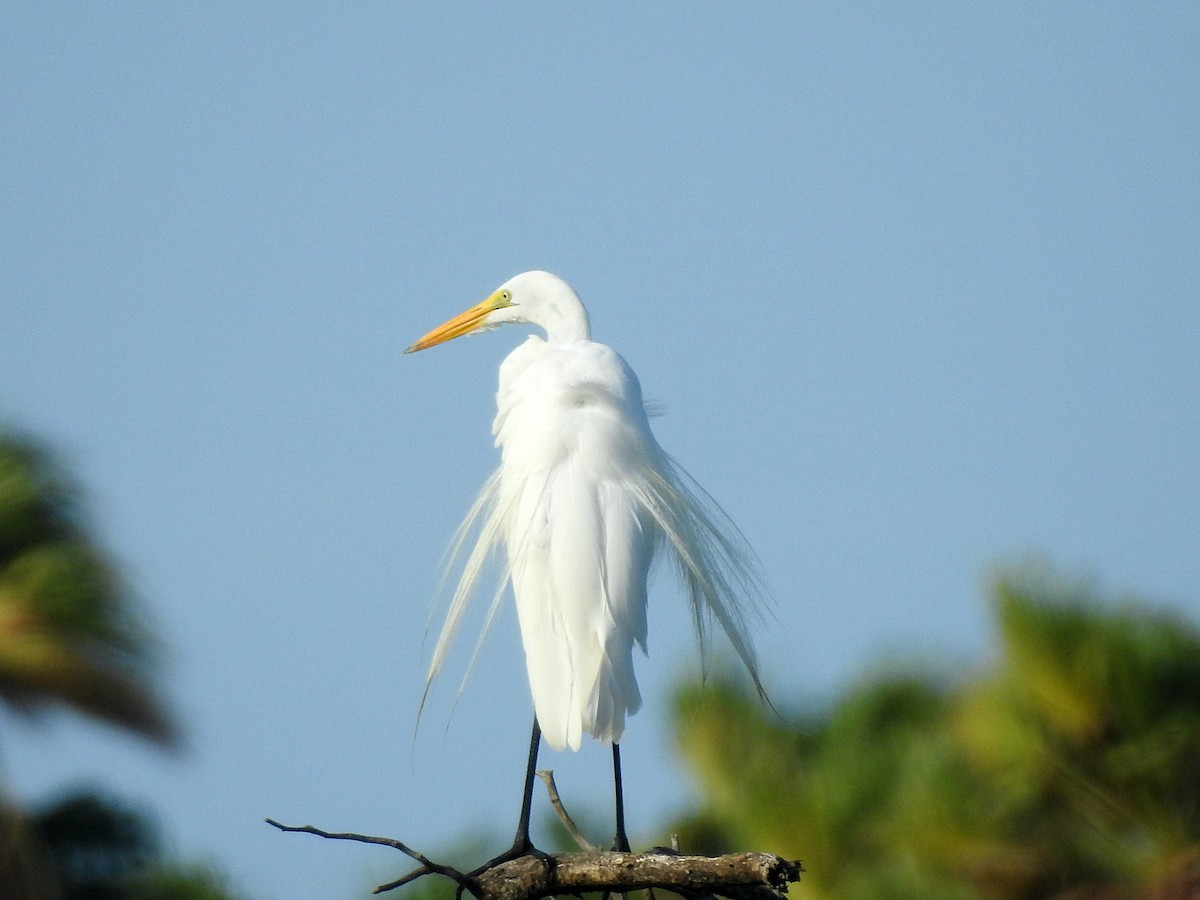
[952,570,1200,896]
[670,568,1200,899]
[0,431,182,898]
[0,432,173,741]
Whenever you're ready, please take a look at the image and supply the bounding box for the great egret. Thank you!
[407,271,764,858]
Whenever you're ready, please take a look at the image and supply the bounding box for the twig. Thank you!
[264,818,477,895]
[536,769,599,852]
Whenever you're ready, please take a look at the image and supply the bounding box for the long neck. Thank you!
[538,293,591,343]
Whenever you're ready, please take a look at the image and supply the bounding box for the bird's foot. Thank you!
[612,831,632,853]
[468,836,553,878]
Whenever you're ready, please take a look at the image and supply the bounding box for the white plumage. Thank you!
[409,271,764,753]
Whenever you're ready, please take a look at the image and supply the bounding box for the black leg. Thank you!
[470,715,548,875]
[612,742,631,852]
[511,716,542,852]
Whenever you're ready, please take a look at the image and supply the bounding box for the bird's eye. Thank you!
[501,291,513,305]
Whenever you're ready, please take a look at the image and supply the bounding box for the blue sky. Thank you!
[2,4,1198,898]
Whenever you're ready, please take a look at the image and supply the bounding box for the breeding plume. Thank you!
[407,270,764,855]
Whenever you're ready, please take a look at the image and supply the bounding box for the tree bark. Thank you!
[469,849,802,900]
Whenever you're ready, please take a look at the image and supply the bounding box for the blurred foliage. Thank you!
[0,787,242,900]
[0,431,237,899]
[33,790,158,896]
[672,569,1200,900]
[0,433,173,742]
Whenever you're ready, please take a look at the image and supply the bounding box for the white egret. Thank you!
[407,271,765,858]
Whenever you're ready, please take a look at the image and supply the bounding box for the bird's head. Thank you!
[406,271,590,353]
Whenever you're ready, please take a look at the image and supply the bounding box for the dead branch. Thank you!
[264,818,476,893]
[535,769,599,852]
[267,816,800,900]
[268,770,801,900]
[472,849,801,900]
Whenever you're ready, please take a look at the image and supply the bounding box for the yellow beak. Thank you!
[405,290,509,354]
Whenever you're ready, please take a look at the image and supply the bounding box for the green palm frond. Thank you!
[671,567,1200,900]
[0,432,174,745]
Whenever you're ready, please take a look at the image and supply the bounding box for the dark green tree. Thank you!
[0,434,173,740]
[671,569,1200,899]
[0,431,239,899]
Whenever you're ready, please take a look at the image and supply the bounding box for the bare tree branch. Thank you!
[267,816,801,900]
[264,818,479,895]
[535,769,598,852]
[268,767,801,900]
[473,850,801,900]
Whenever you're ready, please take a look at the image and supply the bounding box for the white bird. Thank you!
[407,270,765,858]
